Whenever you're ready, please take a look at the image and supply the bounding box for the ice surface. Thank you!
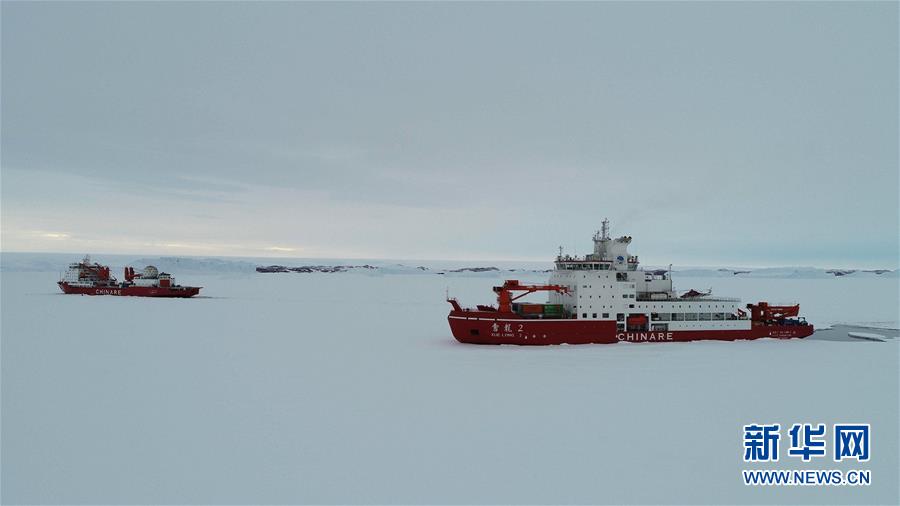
[1,257,898,504]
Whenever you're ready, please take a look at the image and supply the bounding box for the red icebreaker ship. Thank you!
[58,256,201,297]
[447,220,813,345]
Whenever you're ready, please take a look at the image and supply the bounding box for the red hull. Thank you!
[448,310,814,345]
[58,282,200,298]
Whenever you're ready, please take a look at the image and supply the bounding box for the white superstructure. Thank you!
[60,255,116,287]
[548,219,750,333]
[127,265,176,287]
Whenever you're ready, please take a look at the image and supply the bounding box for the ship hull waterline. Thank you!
[448,311,814,345]
[58,282,201,298]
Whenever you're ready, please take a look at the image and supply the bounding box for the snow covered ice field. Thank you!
[2,256,898,504]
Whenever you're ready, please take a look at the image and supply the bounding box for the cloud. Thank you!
[37,231,71,239]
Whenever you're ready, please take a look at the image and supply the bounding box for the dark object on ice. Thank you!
[256,264,376,274]
[257,265,290,273]
[717,268,751,275]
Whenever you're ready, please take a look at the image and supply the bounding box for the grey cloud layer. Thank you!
[2,2,897,264]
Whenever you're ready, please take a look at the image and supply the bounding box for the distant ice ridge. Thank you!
[254,262,897,279]
[128,257,257,274]
[0,252,895,279]
[256,263,540,277]
[668,266,898,279]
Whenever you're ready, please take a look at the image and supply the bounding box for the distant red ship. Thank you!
[447,220,813,345]
[58,256,201,297]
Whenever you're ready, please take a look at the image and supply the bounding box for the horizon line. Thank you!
[1,249,896,272]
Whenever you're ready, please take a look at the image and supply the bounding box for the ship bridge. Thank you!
[554,219,639,272]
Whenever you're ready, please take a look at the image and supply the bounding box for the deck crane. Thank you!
[493,280,568,313]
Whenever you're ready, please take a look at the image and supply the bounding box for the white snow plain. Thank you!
[1,255,898,504]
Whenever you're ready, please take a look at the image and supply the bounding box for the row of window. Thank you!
[641,304,735,309]
[652,312,738,321]
[575,304,741,315]
[575,312,740,321]
[560,263,612,270]
[574,297,734,309]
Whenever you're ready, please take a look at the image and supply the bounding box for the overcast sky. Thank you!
[2,2,897,267]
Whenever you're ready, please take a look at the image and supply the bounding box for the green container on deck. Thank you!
[543,304,562,314]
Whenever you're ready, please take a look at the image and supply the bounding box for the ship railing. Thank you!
[637,294,741,302]
[683,296,742,302]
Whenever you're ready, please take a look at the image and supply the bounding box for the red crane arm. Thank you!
[493,280,568,313]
